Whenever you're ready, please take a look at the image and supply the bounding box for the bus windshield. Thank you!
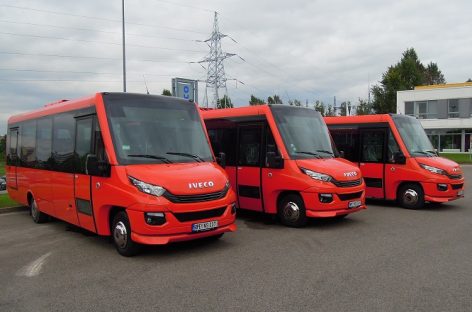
[104,94,213,165]
[392,115,436,157]
[270,105,334,159]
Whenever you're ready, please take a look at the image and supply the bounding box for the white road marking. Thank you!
[16,252,52,277]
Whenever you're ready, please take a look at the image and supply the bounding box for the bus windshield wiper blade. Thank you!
[295,151,322,159]
[166,152,204,162]
[127,154,172,163]
[316,149,334,155]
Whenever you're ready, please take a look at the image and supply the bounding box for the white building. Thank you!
[397,82,472,152]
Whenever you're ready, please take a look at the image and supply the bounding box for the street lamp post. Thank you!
[122,0,127,92]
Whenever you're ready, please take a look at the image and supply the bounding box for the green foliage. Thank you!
[288,99,301,106]
[267,95,283,104]
[339,101,351,116]
[371,48,446,113]
[161,89,172,96]
[0,193,18,208]
[0,135,5,159]
[355,98,373,115]
[217,95,233,109]
[325,104,335,116]
[0,160,4,175]
[439,153,472,164]
[313,100,325,116]
[249,95,265,105]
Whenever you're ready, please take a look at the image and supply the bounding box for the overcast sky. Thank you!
[1,0,471,132]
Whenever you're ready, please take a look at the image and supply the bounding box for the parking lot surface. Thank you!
[0,167,471,312]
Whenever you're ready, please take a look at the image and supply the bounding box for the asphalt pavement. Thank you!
[0,167,471,312]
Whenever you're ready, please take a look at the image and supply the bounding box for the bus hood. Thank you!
[125,162,228,195]
[414,157,462,176]
[295,158,362,182]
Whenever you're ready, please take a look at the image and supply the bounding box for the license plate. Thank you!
[458,190,464,196]
[348,200,362,209]
[192,220,218,232]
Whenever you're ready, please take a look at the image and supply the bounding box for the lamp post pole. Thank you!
[122,0,127,92]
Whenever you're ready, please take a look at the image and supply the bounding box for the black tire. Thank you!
[30,197,48,223]
[111,211,141,257]
[278,193,307,227]
[397,183,425,209]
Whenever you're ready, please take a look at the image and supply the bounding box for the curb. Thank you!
[0,206,28,214]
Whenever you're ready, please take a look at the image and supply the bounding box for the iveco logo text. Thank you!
[188,181,215,189]
[452,168,459,172]
[343,171,358,177]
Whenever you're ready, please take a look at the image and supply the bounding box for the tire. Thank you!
[278,193,307,227]
[30,197,48,223]
[111,211,141,257]
[397,183,425,209]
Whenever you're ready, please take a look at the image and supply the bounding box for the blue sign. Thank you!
[183,85,189,93]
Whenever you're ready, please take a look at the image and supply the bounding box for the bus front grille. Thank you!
[173,207,227,222]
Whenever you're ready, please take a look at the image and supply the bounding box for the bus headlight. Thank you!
[128,176,166,197]
[419,163,446,175]
[300,168,333,182]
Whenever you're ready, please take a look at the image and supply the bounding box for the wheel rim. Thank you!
[403,189,419,206]
[282,201,300,223]
[31,200,38,221]
[114,221,128,249]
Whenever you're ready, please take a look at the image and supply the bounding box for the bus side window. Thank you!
[20,120,37,168]
[75,118,94,174]
[387,131,401,164]
[94,121,107,162]
[361,130,385,163]
[36,117,53,170]
[264,126,280,166]
[52,112,76,173]
[331,129,359,162]
[238,127,262,167]
[7,128,19,166]
[208,128,237,166]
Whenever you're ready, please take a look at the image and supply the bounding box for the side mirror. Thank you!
[266,152,284,169]
[86,154,111,177]
[393,152,406,164]
[216,152,226,168]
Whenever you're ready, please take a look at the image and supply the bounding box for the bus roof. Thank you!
[8,93,98,125]
[324,114,398,125]
[201,105,272,120]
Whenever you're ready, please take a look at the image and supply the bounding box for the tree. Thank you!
[288,99,301,106]
[340,101,351,116]
[371,48,446,113]
[217,95,233,109]
[325,104,335,116]
[162,89,172,96]
[249,95,265,105]
[313,100,325,116]
[355,98,373,115]
[424,62,445,85]
[0,135,5,158]
[467,78,472,83]
[267,94,283,104]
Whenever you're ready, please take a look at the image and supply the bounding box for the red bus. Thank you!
[325,114,465,209]
[6,93,236,256]
[202,105,366,227]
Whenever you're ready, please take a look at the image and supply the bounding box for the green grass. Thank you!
[0,193,19,208]
[439,152,472,164]
[0,160,5,175]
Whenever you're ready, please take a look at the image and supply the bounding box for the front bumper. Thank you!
[422,180,464,203]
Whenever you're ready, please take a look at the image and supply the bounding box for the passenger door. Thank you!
[237,124,263,211]
[6,128,19,189]
[74,116,96,233]
[359,128,386,199]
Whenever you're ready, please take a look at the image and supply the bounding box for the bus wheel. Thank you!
[112,211,141,257]
[278,194,307,227]
[398,183,424,209]
[30,198,48,223]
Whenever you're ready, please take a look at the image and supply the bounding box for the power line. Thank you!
[0,31,206,53]
[0,68,177,77]
[0,4,207,34]
[145,0,214,13]
[0,20,197,42]
[0,51,190,63]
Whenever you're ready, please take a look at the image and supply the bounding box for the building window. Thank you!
[405,102,414,116]
[415,101,437,119]
[448,99,459,118]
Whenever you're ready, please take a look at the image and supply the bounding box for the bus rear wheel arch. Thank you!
[277,192,307,227]
[397,183,425,209]
[28,193,48,224]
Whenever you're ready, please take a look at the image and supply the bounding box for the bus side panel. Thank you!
[225,166,237,204]
[30,168,54,216]
[52,172,79,226]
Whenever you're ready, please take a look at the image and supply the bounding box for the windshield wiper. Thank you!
[316,150,334,155]
[410,151,435,157]
[127,154,172,163]
[295,151,322,159]
[166,152,204,162]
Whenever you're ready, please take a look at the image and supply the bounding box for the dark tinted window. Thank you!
[238,126,262,167]
[264,126,280,167]
[361,130,385,163]
[36,117,52,169]
[208,127,237,166]
[94,121,106,162]
[53,113,75,172]
[330,128,360,162]
[387,131,402,164]
[20,120,36,167]
[75,118,93,174]
[7,128,19,166]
